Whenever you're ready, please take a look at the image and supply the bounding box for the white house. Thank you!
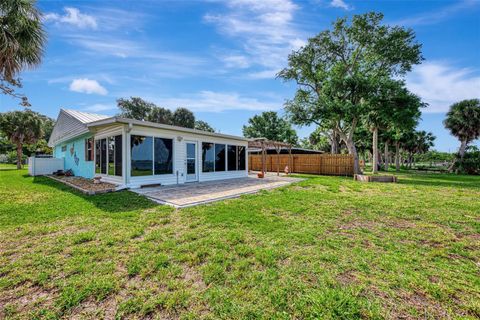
[48,109,248,188]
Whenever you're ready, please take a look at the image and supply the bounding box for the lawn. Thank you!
[0,165,479,319]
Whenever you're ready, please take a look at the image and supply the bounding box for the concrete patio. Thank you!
[131,173,303,208]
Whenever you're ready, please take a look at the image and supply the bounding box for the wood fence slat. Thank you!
[248,154,354,176]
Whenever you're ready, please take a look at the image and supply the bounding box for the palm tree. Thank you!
[1,0,46,104]
[0,110,43,169]
[444,99,480,159]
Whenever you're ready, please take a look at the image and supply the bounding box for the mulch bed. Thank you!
[48,176,117,195]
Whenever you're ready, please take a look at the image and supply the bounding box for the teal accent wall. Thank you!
[54,133,94,178]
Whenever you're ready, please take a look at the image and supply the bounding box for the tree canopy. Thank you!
[444,99,480,158]
[117,97,211,130]
[243,111,298,145]
[278,12,423,173]
[194,120,215,133]
[0,110,44,168]
[1,0,46,106]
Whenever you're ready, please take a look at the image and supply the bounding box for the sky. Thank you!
[1,0,479,152]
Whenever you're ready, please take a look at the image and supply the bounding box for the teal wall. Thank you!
[54,133,94,178]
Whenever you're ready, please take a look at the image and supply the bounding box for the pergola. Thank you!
[247,138,293,176]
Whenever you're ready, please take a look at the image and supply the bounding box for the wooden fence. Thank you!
[249,154,354,176]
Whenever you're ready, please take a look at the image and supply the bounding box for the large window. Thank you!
[238,146,246,170]
[95,135,122,176]
[131,135,174,176]
[114,135,123,176]
[154,137,173,175]
[203,143,246,172]
[202,143,214,172]
[227,145,237,171]
[215,144,226,172]
[95,140,101,174]
[108,137,115,175]
[131,135,153,176]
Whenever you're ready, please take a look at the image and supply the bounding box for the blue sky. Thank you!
[1,0,479,152]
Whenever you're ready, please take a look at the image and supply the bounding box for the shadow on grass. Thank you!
[31,175,158,213]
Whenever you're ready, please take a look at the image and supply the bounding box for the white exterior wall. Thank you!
[28,157,64,176]
[93,123,248,188]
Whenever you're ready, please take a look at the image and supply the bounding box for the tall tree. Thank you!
[243,111,298,144]
[194,120,215,132]
[443,99,480,160]
[172,107,195,129]
[1,0,46,106]
[117,97,156,121]
[149,106,173,124]
[278,12,422,174]
[0,110,43,168]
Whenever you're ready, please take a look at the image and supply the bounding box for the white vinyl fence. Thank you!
[28,157,64,176]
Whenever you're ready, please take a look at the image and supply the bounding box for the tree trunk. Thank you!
[330,131,339,154]
[384,141,389,172]
[395,141,400,172]
[372,127,378,174]
[448,139,468,172]
[16,143,23,169]
[345,138,360,174]
[458,139,468,159]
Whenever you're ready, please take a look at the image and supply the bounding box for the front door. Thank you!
[186,141,197,182]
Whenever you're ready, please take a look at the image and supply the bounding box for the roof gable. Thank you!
[48,109,109,147]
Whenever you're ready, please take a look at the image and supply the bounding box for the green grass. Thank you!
[0,164,479,319]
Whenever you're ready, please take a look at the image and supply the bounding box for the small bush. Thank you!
[454,148,480,175]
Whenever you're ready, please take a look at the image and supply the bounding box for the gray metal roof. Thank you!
[62,109,110,124]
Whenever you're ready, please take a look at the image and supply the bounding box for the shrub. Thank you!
[454,147,480,175]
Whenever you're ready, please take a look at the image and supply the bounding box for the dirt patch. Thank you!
[0,283,57,318]
[336,270,358,286]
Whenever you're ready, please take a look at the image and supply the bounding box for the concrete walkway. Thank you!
[131,174,302,208]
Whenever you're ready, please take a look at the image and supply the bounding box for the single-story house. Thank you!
[48,109,248,188]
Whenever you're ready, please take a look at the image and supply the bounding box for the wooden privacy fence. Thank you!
[249,154,354,176]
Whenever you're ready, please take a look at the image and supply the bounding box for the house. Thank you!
[48,109,248,188]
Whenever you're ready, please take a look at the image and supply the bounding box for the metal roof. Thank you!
[62,109,110,124]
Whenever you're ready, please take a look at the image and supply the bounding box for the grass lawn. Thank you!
[0,165,479,319]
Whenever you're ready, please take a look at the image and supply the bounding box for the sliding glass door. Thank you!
[95,135,122,177]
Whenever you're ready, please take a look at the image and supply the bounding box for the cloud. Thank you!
[222,55,251,69]
[393,0,478,26]
[69,78,108,95]
[150,91,282,112]
[204,0,306,78]
[330,0,352,11]
[44,7,97,29]
[406,62,480,113]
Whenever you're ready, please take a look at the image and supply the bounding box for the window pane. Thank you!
[238,146,246,170]
[114,135,122,176]
[108,137,115,175]
[95,140,101,174]
[227,145,237,171]
[215,144,225,172]
[131,135,153,176]
[154,137,173,175]
[100,139,107,174]
[202,142,214,172]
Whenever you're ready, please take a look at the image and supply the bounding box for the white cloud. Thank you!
[204,0,306,77]
[151,91,281,112]
[222,55,251,69]
[69,78,108,95]
[406,62,480,113]
[330,0,352,11]
[44,7,97,29]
